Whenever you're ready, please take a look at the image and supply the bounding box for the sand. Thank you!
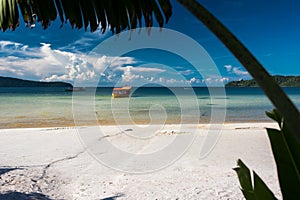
[0,123,282,199]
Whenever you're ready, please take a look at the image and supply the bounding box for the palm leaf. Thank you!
[93,0,107,33]
[266,110,300,199]
[234,159,277,200]
[0,0,172,33]
[236,110,300,200]
[0,0,19,31]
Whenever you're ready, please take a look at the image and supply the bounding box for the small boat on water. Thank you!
[112,86,132,98]
[65,87,85,92]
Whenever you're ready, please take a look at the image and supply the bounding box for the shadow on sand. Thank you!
[102,193,124,200]
[0,167,22,176]
[0,192,53,200]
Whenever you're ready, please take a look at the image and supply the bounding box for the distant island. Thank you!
[0,76,73,87]
[226,75,300,87]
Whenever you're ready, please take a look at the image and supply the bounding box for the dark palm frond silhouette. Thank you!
[0,0,172,33]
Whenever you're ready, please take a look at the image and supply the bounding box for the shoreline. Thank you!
[0,122,279,133]
[0,119,275,129]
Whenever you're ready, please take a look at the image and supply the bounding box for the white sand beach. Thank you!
[0,123,282,200]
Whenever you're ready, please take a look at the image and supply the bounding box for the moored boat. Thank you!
[112,86,132,98]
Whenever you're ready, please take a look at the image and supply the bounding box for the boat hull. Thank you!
[112,86,132,98]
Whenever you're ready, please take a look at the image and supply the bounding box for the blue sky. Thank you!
[0,0,299,86]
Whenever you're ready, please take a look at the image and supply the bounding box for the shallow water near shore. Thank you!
[0,87,299,129]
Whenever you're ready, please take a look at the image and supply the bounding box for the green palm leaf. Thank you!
[266,110,300,199]
[236,110,300,200]
[234,159,277,200]
[0,0,172,33]
[0,0,19,31]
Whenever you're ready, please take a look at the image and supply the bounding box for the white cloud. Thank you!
[0,41,22,49]
[158,77,164,83]
[205,77,212,82]
[148,77,155,82]
[224,65,232,72]
[0,41,234,87]
[232,67,249,75]
[224,65,249,76]
[0,65,25,76]
[116,66,165,73]
[219,77,229,82]
[114,65,166,84]
[0,41,137,85]
[166,78,177,84]
[179,69,194,76]
[120,66,141,82]
[189,77,201,84]
[94,55,137,70]
[1,43,60,78]
[201,76,229,86]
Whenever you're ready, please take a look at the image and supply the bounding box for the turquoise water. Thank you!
[0,87,299,128]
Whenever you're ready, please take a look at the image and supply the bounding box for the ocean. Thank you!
[0,87,299,128]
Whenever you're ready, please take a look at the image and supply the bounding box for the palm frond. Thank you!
[0,0,172,33]
[0,0,19,31]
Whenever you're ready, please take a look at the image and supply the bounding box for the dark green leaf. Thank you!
[253,171,277,199]
[0,0,19,31]
[1,0,172,33]
[234,159,255,200]
[157,0,172,23]
[266,109,282,128]
[234,159,277,200]
[54,0,64,27]
[267,128,300,199]
[18,0,33,27]
[93,0,107,33]
[281,122,300,171]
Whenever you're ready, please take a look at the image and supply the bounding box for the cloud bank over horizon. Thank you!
[0,40,234,86]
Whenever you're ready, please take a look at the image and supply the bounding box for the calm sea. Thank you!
[0,87,299,128]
